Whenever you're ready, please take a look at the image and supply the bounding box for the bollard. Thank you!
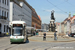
[43,33,46,41]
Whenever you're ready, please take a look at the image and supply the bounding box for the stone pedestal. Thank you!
[49,20,56,32]
[38,32,58,37]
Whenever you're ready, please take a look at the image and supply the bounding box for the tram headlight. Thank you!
[10,36,14,38]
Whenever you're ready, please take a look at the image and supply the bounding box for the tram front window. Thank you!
[12,27,23,36]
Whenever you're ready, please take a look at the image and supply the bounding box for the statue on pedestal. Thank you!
[51,10,55,20]
[49,10,56,32]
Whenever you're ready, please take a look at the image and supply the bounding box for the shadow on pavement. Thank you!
[25,39,29,43]
[11,39,29,44]
[0,35,10,38]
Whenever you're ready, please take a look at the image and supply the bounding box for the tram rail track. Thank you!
[44,43,67,50]
[32,43,68,50]
[5,44,19,50]
[0,43,23,50]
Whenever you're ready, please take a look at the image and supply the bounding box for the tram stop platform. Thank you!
[28,36,75,42]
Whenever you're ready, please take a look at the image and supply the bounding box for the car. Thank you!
[69,33,75,37]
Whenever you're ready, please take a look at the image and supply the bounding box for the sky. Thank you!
[26,0,75,24]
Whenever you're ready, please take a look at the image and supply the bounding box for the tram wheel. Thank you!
[10,42,14,44]
[10,42,13,44]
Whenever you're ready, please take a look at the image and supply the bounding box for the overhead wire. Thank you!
[66,1,75,6]
[56,1,66,6]
[65,0,75,12]
[46,0,68,14]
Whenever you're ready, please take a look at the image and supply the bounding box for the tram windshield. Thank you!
[12,27,23,36]
[13,24,23,27]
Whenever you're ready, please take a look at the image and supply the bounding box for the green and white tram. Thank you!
[10,21,28,43]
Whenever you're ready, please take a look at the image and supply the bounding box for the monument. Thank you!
[38,10,57,37]
[49,10,56,32]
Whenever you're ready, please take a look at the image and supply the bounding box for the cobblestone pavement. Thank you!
[0,36,75,50]
[28,36,75,42]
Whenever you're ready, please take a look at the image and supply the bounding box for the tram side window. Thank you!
[13,24,23,27]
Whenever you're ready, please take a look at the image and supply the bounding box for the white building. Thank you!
[56,22,61,33]
[10,0,32,26]
[0,0,10,35]
[66,13,71,34]
[71,14,75,33]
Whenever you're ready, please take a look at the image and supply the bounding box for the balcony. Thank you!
[0,16,7,20]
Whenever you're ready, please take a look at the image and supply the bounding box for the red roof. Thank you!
[71,16,75,23]
[38,15,41,21]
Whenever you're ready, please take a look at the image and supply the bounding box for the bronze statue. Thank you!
[51,10,55,20]
[49,10,56,32]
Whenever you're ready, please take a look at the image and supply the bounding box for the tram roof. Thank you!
[11,21,26,24]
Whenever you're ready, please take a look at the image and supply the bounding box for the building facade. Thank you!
[10,0,32,26]
[41,23,49,30]
[63,13,72,35]
[0,0,10,35]
[61,22,64,33]
[56,22,61,33]
[32,8,41,29]
[71,14,75,33]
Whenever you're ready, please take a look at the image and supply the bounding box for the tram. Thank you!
[10,21,28,43]
[26,27,35,36]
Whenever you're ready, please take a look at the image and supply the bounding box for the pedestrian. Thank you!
[54,31,57,40]
[36,31,38,35]
[6,32,9,37]
[43,32,46,41]
[33,31,35,36]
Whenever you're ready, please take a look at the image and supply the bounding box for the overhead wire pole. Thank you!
[46,0,68,14]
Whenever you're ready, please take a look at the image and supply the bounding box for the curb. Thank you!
[29,39,75,42]
[29,36,75,42]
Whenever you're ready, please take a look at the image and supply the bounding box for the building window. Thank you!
[2,11,4,16]
[7,0,9,6]
[5,0,6,4]
[2,0,4,3]
[5,11,6,17]
[7,12,8,18]
[4,25,5,32]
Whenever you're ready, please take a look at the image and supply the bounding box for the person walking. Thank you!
[36,31,38,35]
[43,32,46,41]
[6,32,9,37]
[54,31,57,40]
